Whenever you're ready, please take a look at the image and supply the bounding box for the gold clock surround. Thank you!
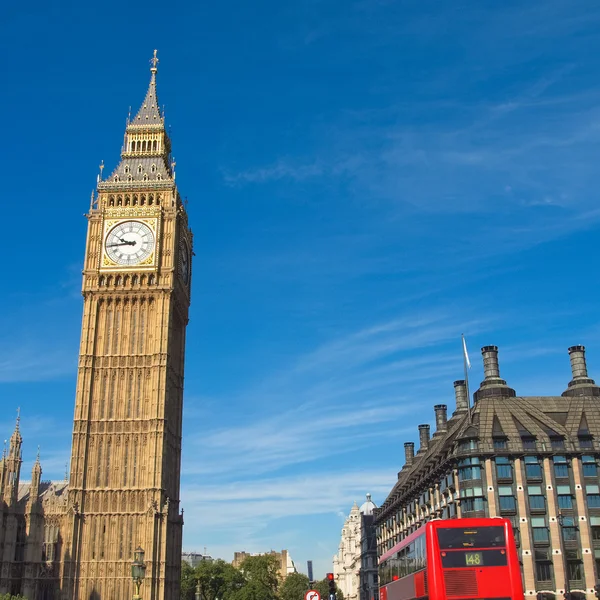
[100,216,160,270]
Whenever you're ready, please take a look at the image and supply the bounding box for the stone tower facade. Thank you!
[61,51,193,600]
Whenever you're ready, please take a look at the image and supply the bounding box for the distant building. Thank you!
[232,549,297,579]
[359,495,379,600]
[334,494,379,600]
[182,552,213,568]
[374,345,600,599]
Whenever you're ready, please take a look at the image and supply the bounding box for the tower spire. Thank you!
[10,407,22,454]
[131,50,163,125]
[98,50,175,189]
[150,49,159,75]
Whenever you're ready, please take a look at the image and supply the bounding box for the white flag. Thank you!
[462,335,471,369]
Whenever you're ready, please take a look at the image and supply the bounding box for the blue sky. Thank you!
[2,0,600,578]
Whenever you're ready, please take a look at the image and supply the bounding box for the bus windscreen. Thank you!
[437,526,505,549]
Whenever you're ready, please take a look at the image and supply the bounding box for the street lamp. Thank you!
[557,513,570,600]
[131,546,147,600]
[195,580,202,600]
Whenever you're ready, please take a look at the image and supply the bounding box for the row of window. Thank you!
[379,454,600,553]
[458,455,599,484]
[124,164,158,174]
[128,140,160,152]
[114,173,163,182]
[459,436,595,452]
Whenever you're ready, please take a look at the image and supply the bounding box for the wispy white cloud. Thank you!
[181,469,396,567]
[0,342,76,383]
[183,312,490,479]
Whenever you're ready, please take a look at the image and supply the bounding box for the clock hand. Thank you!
[107,241,136,247]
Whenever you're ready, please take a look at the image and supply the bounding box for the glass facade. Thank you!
[528,486,545,512]
[553,456,569,478]
[525,456,543,480]
[458,457,481,481]
[583,455,598,477]
[376,437,600,594]
[531,517,549,544]
[495,456,513,480]
[556,484,573,509]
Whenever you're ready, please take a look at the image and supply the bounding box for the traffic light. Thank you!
[327,573,336,600]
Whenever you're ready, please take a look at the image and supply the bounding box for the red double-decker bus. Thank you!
[378,517,524,600]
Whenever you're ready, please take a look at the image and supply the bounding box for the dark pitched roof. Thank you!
[131,71,163,126]
[376,388,600,521]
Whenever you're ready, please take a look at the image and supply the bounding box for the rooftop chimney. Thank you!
[418,424,430,452]
[475,345,516,401]
[569,346,589,380]
[404,442,415,466]
[563,345,598,397]
[453,380,469,412]
[482,345,502,381]
[434,404,448,433]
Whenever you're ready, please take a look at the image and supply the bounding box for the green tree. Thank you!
[196,559,246,600]
[181,560,197,600]
[0,595,27,600]
[234,554,280,600]
[280,572,310,600]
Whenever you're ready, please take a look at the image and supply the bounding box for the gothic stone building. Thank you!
[374,345,600,600]
[334,494,379,600]
[0,52,192,600]
[0,420,69,598]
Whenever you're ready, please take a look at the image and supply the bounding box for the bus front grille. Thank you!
[443,569,478,597]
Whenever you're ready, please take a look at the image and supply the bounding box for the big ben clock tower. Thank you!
[62,52,192,600]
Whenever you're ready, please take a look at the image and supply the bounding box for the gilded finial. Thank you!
[15,407,20,431]
[150,49,159,74]
[36,445,40,463]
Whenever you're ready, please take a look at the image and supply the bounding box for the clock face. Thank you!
[105,221,156,266]
[179,240,190,284]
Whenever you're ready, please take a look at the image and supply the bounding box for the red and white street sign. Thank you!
[305,590,321,600]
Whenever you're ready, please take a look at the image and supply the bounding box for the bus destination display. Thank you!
[464,552,483,566]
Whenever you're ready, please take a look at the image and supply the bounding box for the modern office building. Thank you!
[374,345,600,599]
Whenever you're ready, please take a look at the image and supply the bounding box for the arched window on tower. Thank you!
[143,174,148,181]
[151,164,156,173]
[153,140,157,151]
[142,141,147,152]
[105,440,111,487]
[123,440,129,486]
[157,173,162,181]
[137,164,143,174]
[96,441,103,487]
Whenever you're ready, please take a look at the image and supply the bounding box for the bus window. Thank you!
[437,526,505,549]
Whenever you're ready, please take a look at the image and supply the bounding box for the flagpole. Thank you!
[462,334,472,423]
